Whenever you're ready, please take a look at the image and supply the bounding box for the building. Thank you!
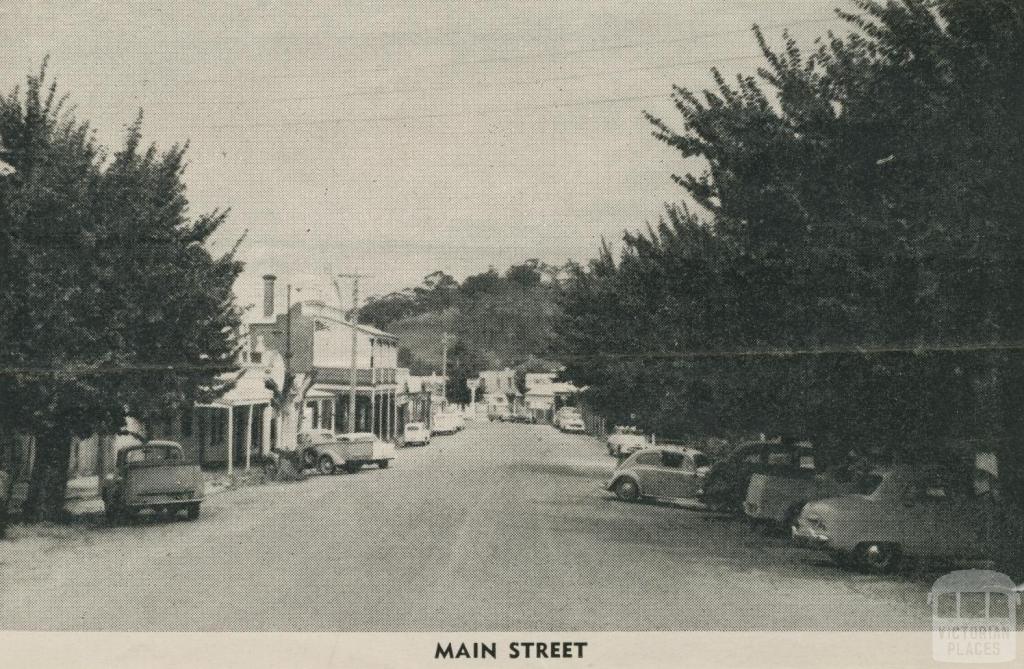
[524,372,557,390]
[524,381,581,423]
[477,368,520,411]
[248,275,400,441]
[396,370,444,431]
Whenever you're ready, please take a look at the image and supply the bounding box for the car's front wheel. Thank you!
[614,478,640,502]
[854,542,902,574]
[317,455,336,476]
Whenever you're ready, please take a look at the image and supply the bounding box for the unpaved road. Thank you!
[1,421,936,631]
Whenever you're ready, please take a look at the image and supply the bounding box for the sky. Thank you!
[0,0,844,313]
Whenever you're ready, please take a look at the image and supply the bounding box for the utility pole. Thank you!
[334,274,369,433]
[440,333,452,407]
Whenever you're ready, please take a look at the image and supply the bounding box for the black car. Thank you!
[698,440,807,513]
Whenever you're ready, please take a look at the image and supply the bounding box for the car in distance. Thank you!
[606,426,648,458]
[403,422,431,447]
[432,412,461,435]
[101,441,204,521]
[608,447,711,503]
[553,407,582,430]
[792,464,997,573]
[487,405,512,422]
[508,410,537,424]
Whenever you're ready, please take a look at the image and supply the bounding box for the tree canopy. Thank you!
[556,0,1024,475]
[0,64,243,520]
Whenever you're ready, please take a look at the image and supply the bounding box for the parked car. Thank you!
[742,440,848,531]
[403,422,431,447]
[508,411,536,424]
[792,464,999,573]
[488,405,512,422]
[606,426,648,458]
[432,412,461,435]
[101,441,204,521]
[300,431,394,475]
[699,439,805,513]
[608,447,711,503]
[553,407,582,430]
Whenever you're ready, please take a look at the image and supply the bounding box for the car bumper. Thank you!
[127,494,202,507]
[791,523,831,549]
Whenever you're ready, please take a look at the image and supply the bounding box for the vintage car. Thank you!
[508,411,537,424]
[553,408,584,431]
[699,439,807,513]
[741,440,846,531]
[792,464,999,573]
[300,431,394,475]
[402,422,431,447]
[101,441,204,521]
[606,426,649,458]
[432,412,462,435]
[608,447,711,503]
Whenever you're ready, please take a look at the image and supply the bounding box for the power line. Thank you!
[190,54,762,107]
[160,48,776,132]
[64,17,837,87]
[191,93,675,131]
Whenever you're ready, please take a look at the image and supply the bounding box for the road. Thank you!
[0,420,936,631]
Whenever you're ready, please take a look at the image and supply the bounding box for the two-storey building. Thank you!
[248,275,400,441]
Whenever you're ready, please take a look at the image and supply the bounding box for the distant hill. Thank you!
[359,261,569,401]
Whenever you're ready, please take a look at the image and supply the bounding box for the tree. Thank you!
[558,0,1024,476]
[0,64,242,521]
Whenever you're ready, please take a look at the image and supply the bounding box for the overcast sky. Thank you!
[1,0,843,312]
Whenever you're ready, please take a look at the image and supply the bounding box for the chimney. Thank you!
[262,274,277,318]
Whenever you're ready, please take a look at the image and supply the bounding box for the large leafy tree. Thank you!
[0,65,243,521]
[558,0,1024,477]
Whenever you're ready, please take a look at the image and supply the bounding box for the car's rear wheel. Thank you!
[854,542,901,574]
[344,462,361,474]
[186,503,200,520]
[317,455,336,476]
[377,460,389,469]
[614,478,640,502]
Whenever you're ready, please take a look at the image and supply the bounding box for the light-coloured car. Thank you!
[432,412,461,435]
[607,447,711,503]
[793,464,998,573]
[606,426,648,458]
[300,431,394,474]
[403,422,431,447]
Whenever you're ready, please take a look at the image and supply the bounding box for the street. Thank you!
[1,420,935,632]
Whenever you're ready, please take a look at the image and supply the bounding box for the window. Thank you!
[660,451,685,468]
[633,452,660,466]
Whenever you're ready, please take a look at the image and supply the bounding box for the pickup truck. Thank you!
[300,431,395,475]
[101,441,204,521]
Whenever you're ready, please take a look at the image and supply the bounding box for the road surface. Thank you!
[1,421,937,631]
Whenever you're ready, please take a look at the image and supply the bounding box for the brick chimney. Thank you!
[262,274,277,318]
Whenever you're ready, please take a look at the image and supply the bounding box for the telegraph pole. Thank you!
[441,332,452,407]
[334,274,369,433]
